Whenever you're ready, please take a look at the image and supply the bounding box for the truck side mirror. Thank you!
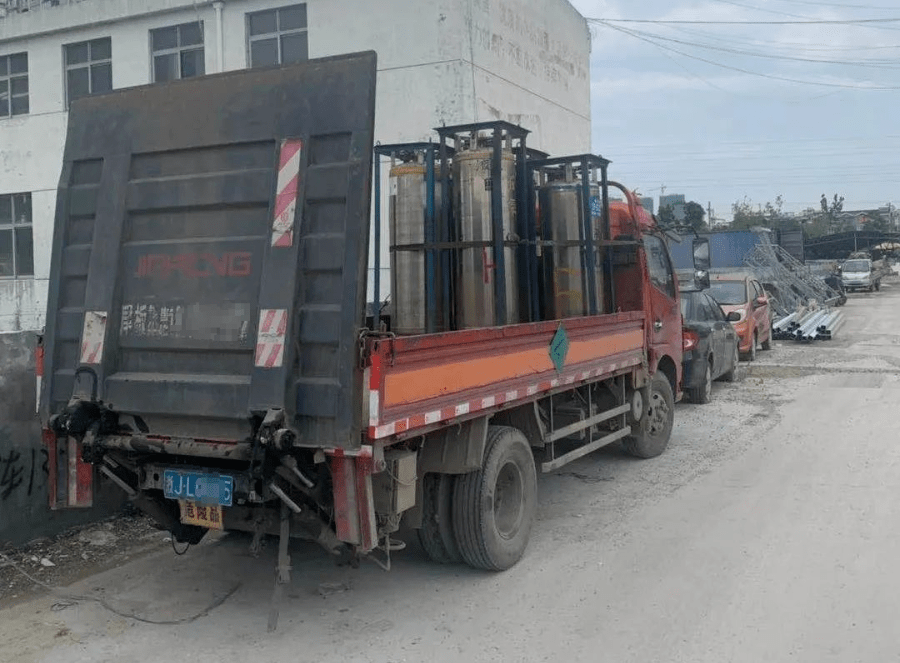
[694,270,710,291]
[692,237,710,272]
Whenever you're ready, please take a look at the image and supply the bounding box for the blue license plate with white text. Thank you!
[163,470,233,507]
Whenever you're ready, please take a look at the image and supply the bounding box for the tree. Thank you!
[815,193,847,233]
[684,201,706,232]
[730,195,788,230]
[821,193,844,216]
[658,205,676,226]
[730,196,768,230]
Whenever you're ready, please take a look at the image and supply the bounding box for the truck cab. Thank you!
[841,257,878,292]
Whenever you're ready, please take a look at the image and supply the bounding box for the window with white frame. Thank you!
[151,22,205,83]
[0,52,29,118]
[247,4,308,68]
[64,38,112,107]
[0,193,34,278]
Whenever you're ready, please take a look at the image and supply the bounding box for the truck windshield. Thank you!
[843,260,870,272]
[708,281,747,305]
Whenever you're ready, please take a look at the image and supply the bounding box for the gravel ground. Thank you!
[0,511,166,608]
[1,280,897,662]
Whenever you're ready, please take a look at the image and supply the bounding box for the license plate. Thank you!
[178,501,224,530]
[163,470,233,507]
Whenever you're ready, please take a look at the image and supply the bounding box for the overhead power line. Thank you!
[775,0,900,9]
[592,17,900,25]
[591,20,900,89]
[613,24,900,68]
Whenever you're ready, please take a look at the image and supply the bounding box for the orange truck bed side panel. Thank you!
[366,311,646,440]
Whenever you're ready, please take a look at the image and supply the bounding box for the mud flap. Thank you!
[328,447,377,553]
[43,429,94,509]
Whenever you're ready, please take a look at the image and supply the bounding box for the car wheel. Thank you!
[689,360,712,404]
[720,344,738,382]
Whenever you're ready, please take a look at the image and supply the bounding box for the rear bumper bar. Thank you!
[89,434,253,461]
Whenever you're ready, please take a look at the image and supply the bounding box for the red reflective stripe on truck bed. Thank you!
[271,138,303,248]
[79,311,108,365]
[255,309,288,368]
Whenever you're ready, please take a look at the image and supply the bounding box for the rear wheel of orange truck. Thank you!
[452,426,537,571]
[418,473,462,564]
[622,373,675,459]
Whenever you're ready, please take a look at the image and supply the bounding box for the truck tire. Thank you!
[761,331,772,351]
[875,281,881,292]
[417,473,461,564]
[452,426,537,571]
[622,373,675,459]
[688,360,712,404]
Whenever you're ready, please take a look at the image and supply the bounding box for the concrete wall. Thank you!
[0,0,591,330]
[0,332,121,547]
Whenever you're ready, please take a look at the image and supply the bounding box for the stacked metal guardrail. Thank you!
[772,308,845,342]
[743,243,843,317]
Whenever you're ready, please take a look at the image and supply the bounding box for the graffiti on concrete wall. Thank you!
[0,427,48,502]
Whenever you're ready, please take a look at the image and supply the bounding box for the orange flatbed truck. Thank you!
[38,52,708,625]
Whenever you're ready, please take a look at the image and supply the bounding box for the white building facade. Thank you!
[0,0,591,332]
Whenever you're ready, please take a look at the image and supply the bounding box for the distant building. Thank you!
[659,193,685,221]
[638,196,654,214]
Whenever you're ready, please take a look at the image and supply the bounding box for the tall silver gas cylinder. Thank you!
[454,146,519,328]
[389,161,444,334]
[538,177,604,318]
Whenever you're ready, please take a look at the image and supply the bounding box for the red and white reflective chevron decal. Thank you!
[255,308,288,368]
[79,311,108,365]
[271,138,303,247]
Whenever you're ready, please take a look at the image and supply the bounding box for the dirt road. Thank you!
[3,284,900,663]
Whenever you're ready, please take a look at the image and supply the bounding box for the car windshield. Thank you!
[708,281,747,305]
[843,260,870,272]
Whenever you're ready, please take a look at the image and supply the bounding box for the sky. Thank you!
[567,0,900,223]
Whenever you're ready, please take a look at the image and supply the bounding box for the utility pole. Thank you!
[707,201,713,227]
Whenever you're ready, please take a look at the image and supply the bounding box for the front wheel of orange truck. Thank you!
[452,426,537,571]
[622,373,675,459]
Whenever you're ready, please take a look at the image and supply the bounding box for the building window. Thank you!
[64,38,112,107]
[151,22,205,83]
[0,193,34,278]
[247,4,308,68]
[0,52,29,117]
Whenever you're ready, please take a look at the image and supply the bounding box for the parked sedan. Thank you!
[707,276,773,361]
[681,290,740,404]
